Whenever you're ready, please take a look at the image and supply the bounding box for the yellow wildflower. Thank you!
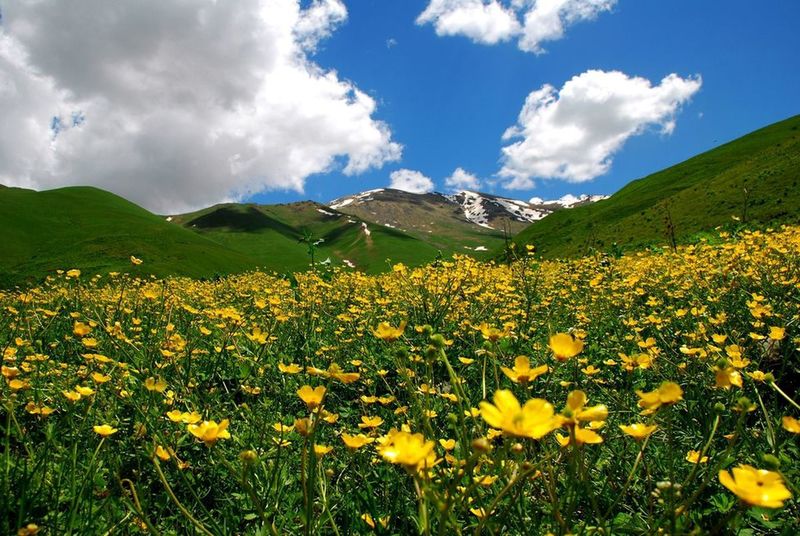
[500,355,548,384]
[188,419,231,446]
[297,385,326,410]
[549,333,583,361]
[479,389,558,440]
[719,465,791,508]
[619,423,658,440]
[93,424,118,437]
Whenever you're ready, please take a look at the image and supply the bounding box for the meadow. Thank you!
[2,226,799,535]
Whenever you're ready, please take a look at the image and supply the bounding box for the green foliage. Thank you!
[512,115,800,258]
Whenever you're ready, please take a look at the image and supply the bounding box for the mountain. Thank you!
[0,186,259,286]
[169,201,441,273]
[512,114,800,258]
[328,188,605,254]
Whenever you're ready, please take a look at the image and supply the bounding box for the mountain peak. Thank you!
[328,188,606,235]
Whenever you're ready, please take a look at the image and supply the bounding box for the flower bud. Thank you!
[435,333,450,348]
[471,437,492,453]
[761,453,780,470]
[240,449,258,464]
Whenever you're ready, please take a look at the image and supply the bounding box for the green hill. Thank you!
[0,186,260,286]
[512,114,800,258]
[0,187,442,287]
[171,201,442,273]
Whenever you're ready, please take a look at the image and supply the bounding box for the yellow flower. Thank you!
[619,423,658,440]
[73,321,92,337]
[747,370,767,382]
[477,322,506,342]
[470,507,489,519]
[297,385,326,410]
[17,523,40,536]
[66,269,81,278]
[327,363,360,384]
[768,326,785,341]
[155,445,171,461]
[93,424,118,437]
[361,513,390,529]
[130,255,143,265]
[378,429,435,472]
[278,362,302,374]
[74,385,95,396]
[555,426,603,446]
[341,433,374,450]
[373,321,406,342]
[188,419,231,446]
[560,390,608,425]
[715,367,743,389]
[168,411,202,424]
[636,382,683,414]
[439,439,456,451]
[63,390,81,402]
[782,416,800,434]
[144,377,167,393]
[686,450,709,464]
[500,356,548,385]
[548,333,584,361]
[313,444,333,457]
[719,465,792,508]
[8,378,29,391]
[91,372,111,384]
[357,415,384,429]
[479,389,558,440]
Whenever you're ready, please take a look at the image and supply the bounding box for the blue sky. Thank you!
[1,1,798,213]
[254,0,800,205]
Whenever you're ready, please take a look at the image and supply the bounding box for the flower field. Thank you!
[2,227,799,535]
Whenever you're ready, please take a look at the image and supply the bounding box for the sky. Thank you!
[0,1,798,213]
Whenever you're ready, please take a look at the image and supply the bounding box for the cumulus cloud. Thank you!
[389,169,435,193]
[499,69,702,189]
[444,167,482,191]
[0,0,401,213]
[417,0,615,52]
[417,0,520,45]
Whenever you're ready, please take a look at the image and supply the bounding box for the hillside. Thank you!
[512,114,800,258]
[0,186,259,286]
[171,201,442,273]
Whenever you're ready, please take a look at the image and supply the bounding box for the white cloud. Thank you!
[0,0,401,213]
[417,0,520,45]
[499,70,702,189]
[389,169,435,193]
[417,0,615,52]
[444,167,482,191]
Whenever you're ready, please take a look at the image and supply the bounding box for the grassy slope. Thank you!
[172,202,442,273]
[0,186,259,286]
[513,114,800,258]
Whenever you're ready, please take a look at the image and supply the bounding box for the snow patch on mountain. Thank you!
[330,189,385,209]
[529,193,608,208]
[457,191,494,228]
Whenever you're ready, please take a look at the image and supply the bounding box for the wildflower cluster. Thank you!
[0,226,798,534]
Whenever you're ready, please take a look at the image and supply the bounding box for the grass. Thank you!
[172,201,444,274]
[1,225,798,534]
[512,114,800,258]
[0,186,259,287]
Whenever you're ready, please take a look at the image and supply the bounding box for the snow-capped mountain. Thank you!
[328,188,607,234]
